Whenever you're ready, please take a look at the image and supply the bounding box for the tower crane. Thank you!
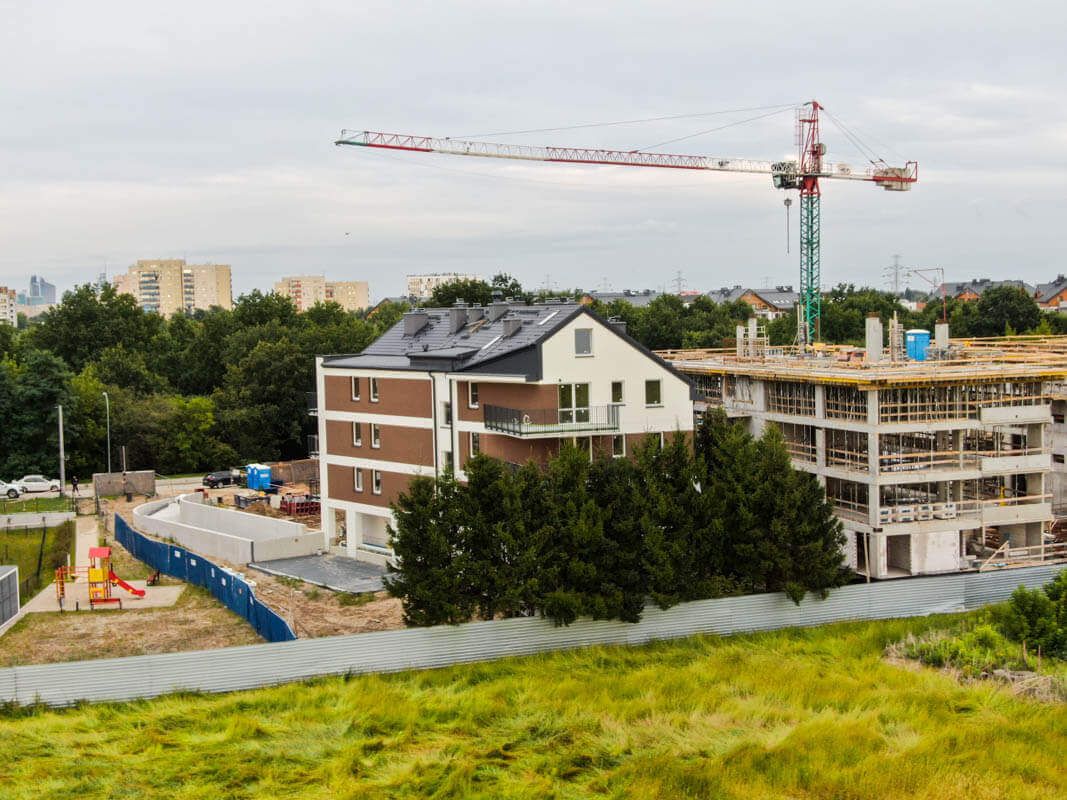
[335,101,917,343]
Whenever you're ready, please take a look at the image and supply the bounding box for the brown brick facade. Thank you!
[323,375,432,417]
[327,463,412,508]
[324,419,434,467]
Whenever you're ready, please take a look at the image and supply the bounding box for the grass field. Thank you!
[0,496,74,514]
[1,614,1064,799]
[0,521,75,603]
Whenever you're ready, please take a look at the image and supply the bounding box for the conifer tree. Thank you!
[587,454,649,622]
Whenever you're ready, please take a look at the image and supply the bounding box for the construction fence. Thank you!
[115,515,295,644]
[1,561,1063,708]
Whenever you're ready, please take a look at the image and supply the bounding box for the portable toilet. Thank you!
[905,329,931,361]
[245,463,272,491]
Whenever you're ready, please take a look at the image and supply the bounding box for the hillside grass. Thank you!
[1,614,1065,799]
[0,521,75,603]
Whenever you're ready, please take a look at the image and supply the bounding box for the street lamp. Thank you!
[102,391,112,474]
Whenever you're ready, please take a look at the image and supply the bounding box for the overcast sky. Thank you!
[1,1,1064,301]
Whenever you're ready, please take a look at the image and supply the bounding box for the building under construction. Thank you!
[661,318,1067,579]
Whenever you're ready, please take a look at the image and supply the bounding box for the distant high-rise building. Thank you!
[112,260,232,315]
[0,287,16,326]
[274,275,370,312]
[29,275,56,305]
[405,272,478,300]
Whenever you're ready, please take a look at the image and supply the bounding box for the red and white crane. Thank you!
[336,101,917,342]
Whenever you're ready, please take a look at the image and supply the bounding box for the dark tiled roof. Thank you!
[707,286,797,309]
[1035,276,1067,303]
[323,302,583,373]
[586,290,662,308]
[939,279,1035,298]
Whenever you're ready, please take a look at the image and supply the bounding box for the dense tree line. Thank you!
[385,410,850,626]
[0,284,405,480]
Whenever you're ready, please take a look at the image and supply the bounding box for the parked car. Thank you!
[202,470,239,489]
[0,480,20,499]
[15,475,60,493]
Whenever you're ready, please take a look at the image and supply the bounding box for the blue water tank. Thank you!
[905,329,931,361]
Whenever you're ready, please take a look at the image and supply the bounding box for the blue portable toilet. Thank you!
[905,329,931,361]
[245,463,272,491]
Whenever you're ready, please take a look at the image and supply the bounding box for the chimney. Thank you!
[448,306,467,334]
[608,316,627,336]
[503,318,522,338]
[488,301,509,323]
[467,305,484,325]
[403,311,429,337]
[865,313,883,363]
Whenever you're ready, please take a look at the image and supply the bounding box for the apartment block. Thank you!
[405,272,478,300]
[664,317,1066,579]
[112,259,232,314]
[314,301,695,563]
[274,276,370,312]
[0,287,16,326]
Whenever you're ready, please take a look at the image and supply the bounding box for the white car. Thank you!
[15,475,60,493]
[0,481,20,499]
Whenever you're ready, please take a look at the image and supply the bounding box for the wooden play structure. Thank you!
[55,546,145,609]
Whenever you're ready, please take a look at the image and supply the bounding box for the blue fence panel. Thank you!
[115,514,296,642]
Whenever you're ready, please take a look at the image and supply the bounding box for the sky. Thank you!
[1,0,1064,302]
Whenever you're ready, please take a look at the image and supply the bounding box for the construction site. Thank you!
[661,318,1067,579]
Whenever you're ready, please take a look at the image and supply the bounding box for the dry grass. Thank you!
[249,571,404,637]
[1,615,1065,799]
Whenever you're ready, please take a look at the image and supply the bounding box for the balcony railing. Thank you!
[306,392,318,416]
[307,434,319,457]
[483,403,620,437]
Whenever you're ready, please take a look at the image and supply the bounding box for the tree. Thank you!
[587,454,649,622]
[93,345,171,395]
[973,285,1041,337]
[428,279,494,307]
[0,349,73,477]
[385,474,469,626]
[491,272,524,298]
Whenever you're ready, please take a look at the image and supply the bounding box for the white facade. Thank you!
[0,287,15,326]
[405,273,478,300]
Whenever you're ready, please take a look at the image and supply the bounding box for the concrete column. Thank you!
[814,384,825,420]
[346,508,362,556]
[815,427,826,468]
[866,389,879,426]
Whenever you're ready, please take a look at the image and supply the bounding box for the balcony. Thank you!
[483,403,620,438]
[307,434,319,457]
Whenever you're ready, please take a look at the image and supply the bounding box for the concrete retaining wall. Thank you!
[92,470,156,497]
[0,512,75,530]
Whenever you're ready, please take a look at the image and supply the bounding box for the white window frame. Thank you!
[370,377,380,403]
[442,401,452,427]
[612,434,626,458]
[443,451,454,473]
[371,469,382,495]
[351,376,361,401]
[468,382,479,408]
[470,431,480,456]
[371,423,381,449]
[352,421,362,447]
[354,468,364,492]
[574,327,593,357]
[645,379,663,407]
[611,380,624,404]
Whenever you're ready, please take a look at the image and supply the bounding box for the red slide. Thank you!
[108,570,146,598]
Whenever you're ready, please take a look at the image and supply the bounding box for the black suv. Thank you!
[202,470,237,489]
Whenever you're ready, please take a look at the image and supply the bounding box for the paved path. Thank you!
[21,581,185,613]
[73,516,99,578]
[249,554,386,593]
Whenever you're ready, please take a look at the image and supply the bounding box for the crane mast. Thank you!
[336,101,917,343]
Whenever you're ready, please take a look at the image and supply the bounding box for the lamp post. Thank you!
[102,391,112,474]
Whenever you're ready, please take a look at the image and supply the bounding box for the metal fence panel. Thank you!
[2,561,1063,708]
[114,514,295,644]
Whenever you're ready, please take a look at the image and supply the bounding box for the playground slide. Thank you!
[108,570,146,598]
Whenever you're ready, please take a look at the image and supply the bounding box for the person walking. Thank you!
[71,475,79,496]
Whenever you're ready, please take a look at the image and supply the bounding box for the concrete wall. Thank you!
[0,512,75,530]
[92,470,156,496]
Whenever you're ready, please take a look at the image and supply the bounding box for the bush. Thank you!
[994,573,1067,658]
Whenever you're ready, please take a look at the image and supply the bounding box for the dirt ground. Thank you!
[0,585,262,667]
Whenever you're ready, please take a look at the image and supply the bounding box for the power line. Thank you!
[634,106,795,152]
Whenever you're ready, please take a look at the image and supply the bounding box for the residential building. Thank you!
[405,272,478,300]
[1035,275,1067,310]
[707,285,798,319]
[938,279,1035,302]
[581,290,662,308]
[314,301,695,563]
[0,287,16,326]
[664,317,1065,580]
[274,275,370,312]
[112,260,232,314]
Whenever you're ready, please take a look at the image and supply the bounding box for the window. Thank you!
[1055,414,1065,425]
[443,451,454,473]
[352,421,362,447]
[645,379,662,406]
[372,469,382,495]
[443,401,452,426]
[611,381,624,404]
[371,423,381,448]
[612,434,625,458]
[470,432,480,455]
[370,378,380,402]
[559,383,590,423]
[574,328,593,356]
[468,382,480,408]
[351,377,361,401]
[574,436,592,457]
[354,468,364,492]
[1055,454,1065,464]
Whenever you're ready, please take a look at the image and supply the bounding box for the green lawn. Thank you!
[0,522,75,603]
[0,496,74,514]
[1,614,1064,798]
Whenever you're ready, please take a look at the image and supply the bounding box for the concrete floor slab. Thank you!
[22,581,185,613]
[249,554,386,593]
